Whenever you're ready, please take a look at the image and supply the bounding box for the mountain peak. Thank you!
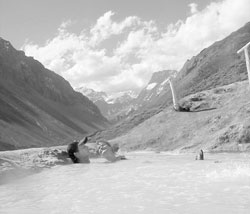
[0,38,108,150]
[150,70,176,83]
[76,87,138,122]
[0,38,15,53]
[75,86,108,102]
[106,90,138,104]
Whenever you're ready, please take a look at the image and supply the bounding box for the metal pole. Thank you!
[168,78,179,110]
[244,48,250,87]
[237,41,250,87]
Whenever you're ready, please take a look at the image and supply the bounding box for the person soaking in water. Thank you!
[67,137,90,163]
[195,149,204,160]
[96,141,126,162]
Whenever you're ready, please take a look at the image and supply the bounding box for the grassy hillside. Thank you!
[91,22,250,142]
[112,81,250,153]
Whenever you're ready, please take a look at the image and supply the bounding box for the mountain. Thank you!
[2,21,250,152]
[90,21,250,142]
[77,70,175,122]
[76,87,137,122]
[172,22,250,102]
[75,87,108,103]
[106,90,137,104]
[135,22,250,111]
[0,38,109,151]
[134,22,250,111]
[135,70,176,108]
[113,80,250,152]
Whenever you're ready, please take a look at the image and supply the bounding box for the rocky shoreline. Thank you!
[0,144,103,184]
[0,147,67,184]
[1,144,250,185]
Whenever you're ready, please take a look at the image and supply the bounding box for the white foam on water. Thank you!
[0,153,250,214]
[206,163,250,180]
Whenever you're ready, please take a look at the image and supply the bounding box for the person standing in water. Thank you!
[196,149,204,160]
[199,149,204,160]
[67,137,90,163]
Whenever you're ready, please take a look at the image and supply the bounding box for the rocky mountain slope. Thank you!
[112,80,250,152]
[1,80,250,184]
[91,21,250,141]
[0,38,109,151]
[172,22,250,103]
[76,87,137,122]
[140,22,250,110]
[135,70,176,108]
[77,70,175,122]
[75,87,108,103]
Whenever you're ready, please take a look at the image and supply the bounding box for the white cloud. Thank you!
[89,11,140,46]
[189,3,198,14]
[22,0,250,94]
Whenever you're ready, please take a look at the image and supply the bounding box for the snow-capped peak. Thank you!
[105,90,138,104]
[75,86,108,102]
[146,83,157,90]
[76,87,138,104]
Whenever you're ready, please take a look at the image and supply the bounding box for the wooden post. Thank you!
[167,77,179,110]
[237,41,250,87]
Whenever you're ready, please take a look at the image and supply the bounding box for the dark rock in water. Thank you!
[33,149,70,166]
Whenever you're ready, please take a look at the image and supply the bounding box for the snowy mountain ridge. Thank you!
[75,87,138,121]
[76,70,175,121]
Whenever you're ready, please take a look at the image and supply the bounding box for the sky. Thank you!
[1,0,250,94]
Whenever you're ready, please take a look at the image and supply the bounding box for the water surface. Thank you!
[0,152,250,214]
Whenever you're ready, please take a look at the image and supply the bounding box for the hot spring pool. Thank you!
[0,152,250,214]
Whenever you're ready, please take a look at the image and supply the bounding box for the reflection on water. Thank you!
[0,153,250,214]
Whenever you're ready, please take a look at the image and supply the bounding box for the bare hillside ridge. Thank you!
[0,38,109,150]
[91,22,250,141]
[112,80,250,153]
